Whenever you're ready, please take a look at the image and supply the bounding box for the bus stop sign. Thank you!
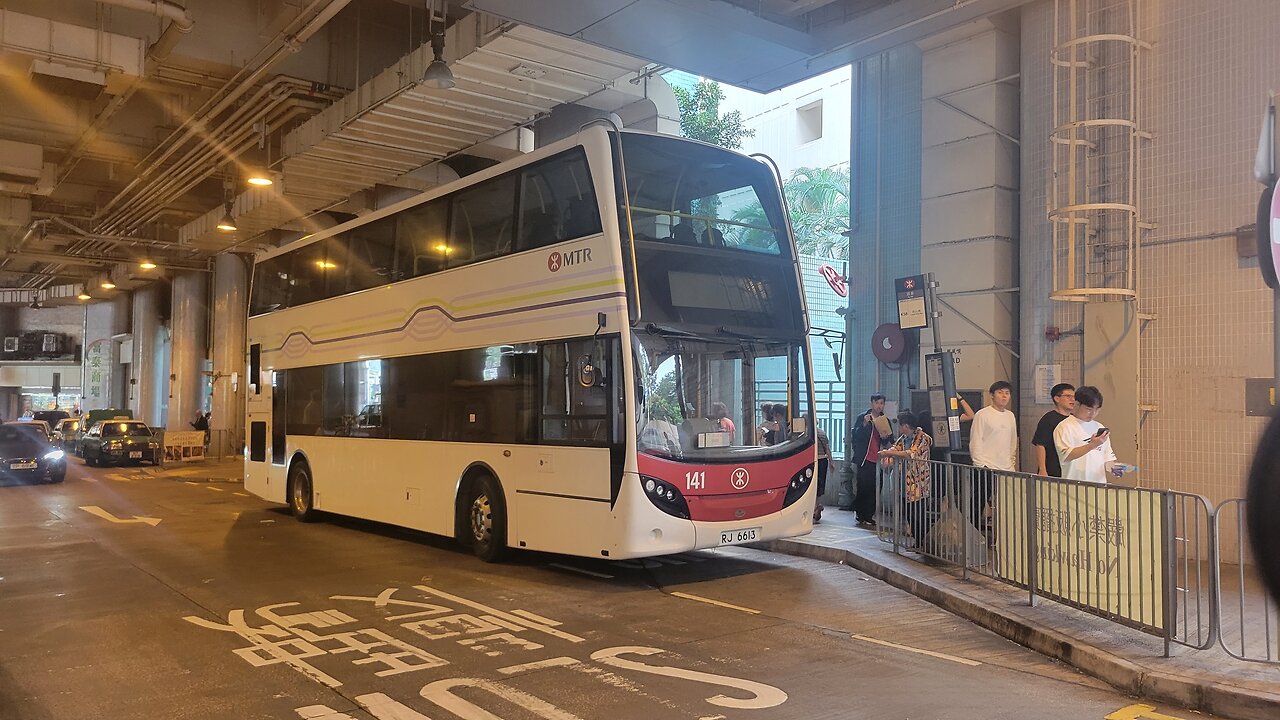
[1264,181,1280,289]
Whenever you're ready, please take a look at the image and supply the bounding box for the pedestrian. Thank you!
[880,411,935,544]
[967,380,1018,528]
[813,425,830,524]
[710,401,735,444]
[1053,385,1134,484]
[1031,383,1075,477]
[849,394,892,526]
[757,402,777,445]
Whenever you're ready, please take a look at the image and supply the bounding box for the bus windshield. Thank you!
[634,329,810,461]
[619,133,788,255]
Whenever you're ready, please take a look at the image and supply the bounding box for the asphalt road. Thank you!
[0,458,1228,720]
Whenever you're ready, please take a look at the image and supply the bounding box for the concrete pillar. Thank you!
[918,19,1021,451]
[169,272,208,429]
[110,293,130,407]
[130,283,162,425]
[211,254,247,452]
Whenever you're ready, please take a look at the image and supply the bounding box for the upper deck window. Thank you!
[618,134,788,257]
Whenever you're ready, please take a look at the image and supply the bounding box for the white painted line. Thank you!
[510,609,563,627]
[184,481,199,486]
[548,562,614,579]
[205,485,225,492]
[412,584,585,643]
[233,492,250,497]
[497,656,580,675]
[850,634,982,666]
[669,592,761,615]
[78,505,161,527]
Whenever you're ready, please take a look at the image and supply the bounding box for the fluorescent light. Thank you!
[77,293,91,301]
[247,175,273,187]
[100,281,116,290]
[316,260,337,269]
[139,261,157,270]
[434,243,453,254]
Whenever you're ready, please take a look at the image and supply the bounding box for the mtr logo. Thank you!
[547,248,593,272]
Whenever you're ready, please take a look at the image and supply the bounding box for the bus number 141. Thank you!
[685,471,706,490]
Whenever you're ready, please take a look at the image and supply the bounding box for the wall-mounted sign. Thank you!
[818,264,847,298]
[895,274,928,329]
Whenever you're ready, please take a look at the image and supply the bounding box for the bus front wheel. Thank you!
[464,474,507,562]
[289,461,317,522]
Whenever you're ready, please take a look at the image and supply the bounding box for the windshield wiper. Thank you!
[644,323,702,339]
[716,326,790,343]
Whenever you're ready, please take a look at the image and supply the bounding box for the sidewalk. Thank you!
[762,509,1280,720]
[141,456,245,482]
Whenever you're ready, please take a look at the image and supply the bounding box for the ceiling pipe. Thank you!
[56,1,195,186]
[97,85,327,232]
[92,0,355,227]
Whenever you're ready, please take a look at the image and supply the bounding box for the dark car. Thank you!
[0,423,67,483]
[32,410,71,427]
[81,420,161,467]
[52,418,81,452]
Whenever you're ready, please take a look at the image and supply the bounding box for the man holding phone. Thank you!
[1053,386,1130,484]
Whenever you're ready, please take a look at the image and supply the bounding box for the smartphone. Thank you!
[1094,427,1109,437]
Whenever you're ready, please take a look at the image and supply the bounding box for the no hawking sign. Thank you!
[547,247,593,272]
[818,264,847,297]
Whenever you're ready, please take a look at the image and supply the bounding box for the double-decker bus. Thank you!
[243,126,816,561]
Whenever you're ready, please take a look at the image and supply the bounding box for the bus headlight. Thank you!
[782,466,814,508]
[639,476,690,520]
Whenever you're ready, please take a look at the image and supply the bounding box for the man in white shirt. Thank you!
[967,380,1018,528]
[1054,385,1126,484]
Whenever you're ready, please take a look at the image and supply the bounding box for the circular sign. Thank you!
[818,264,847,298]
[1268,181,1280,287]
[547,251,562,272]
[871,323,907,364]
[730,467,750,490]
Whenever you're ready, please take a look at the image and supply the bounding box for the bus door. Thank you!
[244,343,274,499]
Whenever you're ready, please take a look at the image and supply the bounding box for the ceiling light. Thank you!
[434,243,453,254]
[315,260,337,269]
[100,281,116,290]
[77,293,91,301]
[139,261,157,270]
[422,32,455,89]
[246,174,273,187]
[217,205,237,232]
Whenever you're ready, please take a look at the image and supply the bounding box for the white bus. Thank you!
[244,126,817,561]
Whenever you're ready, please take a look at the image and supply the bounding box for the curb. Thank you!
[761,538,1280,720]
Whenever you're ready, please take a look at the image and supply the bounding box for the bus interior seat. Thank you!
[670,222,696,244]
[563,198,599,237]
[701,227,725,246]
[521,211,558,248]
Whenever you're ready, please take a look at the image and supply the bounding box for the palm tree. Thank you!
[731,165,850,259]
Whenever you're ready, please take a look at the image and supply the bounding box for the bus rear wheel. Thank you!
[464,474,507,562]
[289,461,317,522]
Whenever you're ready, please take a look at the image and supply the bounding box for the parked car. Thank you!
[80,420,161,467]
[7,419,52,441]
[51,418,81,452]
[73,409,132,456]
[0,423,66,483]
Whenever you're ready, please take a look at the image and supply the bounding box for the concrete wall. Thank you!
[1018,0,1278,504]
[721,65,853,179]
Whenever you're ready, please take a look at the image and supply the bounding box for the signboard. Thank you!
[1269,179,1280,287]
[84,339,109,409]
[163,430,205,463]
[996,477,1165,631]
[818,264,847,298]
[1034,364,1063,404]
[895,275,928,329]
[924,351,960,449]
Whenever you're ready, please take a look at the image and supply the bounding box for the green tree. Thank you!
[784,165,850,259]
[673,80,754,150]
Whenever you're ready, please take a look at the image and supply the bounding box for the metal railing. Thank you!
[873,458,1247,659]
[1214,499,1280,663]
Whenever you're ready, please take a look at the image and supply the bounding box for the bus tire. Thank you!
[289,460,318,523]
[463,473,507,562]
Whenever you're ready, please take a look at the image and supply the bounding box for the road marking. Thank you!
[1106,704,1187,720]
[78,505,161,527]
[205,485,225,492]
[107,473,132,482]
[548,563,614,579]
[498,656,581,675]
[510,609,563,627]
[850,634,981,666]
[669,592,760,615]
[233,491,250,497]
[185,481,199,486]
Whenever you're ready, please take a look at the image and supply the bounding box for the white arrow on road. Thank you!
[78,505,161,526]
